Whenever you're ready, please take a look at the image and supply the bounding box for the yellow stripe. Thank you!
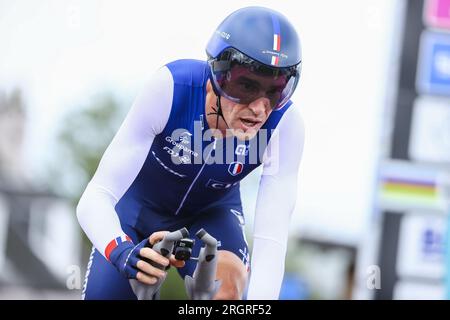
[383,184,437,197]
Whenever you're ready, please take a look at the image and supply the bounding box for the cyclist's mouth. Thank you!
[239,118,261,129]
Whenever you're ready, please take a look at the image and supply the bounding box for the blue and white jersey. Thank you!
[115,59,293,227]
[77,59,305,299]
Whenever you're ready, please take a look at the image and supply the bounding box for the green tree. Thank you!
[49,93,125,201]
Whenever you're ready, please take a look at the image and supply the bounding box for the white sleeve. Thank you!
[246,105,305,300]
[76,66,173,258]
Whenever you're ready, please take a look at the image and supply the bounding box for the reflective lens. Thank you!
[209,48,300,110]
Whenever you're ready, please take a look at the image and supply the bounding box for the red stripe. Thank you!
[105,235,133,261]
[274,57,279,66]
[105,239,118,261]
[276,34,281,51]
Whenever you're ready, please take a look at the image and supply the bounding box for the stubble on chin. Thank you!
[229,127,258,141]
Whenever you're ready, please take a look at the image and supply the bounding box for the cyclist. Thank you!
[77,6,304,300]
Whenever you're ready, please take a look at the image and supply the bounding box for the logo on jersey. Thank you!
[206,179,239,190]
[239,247,250,272]
[235,144,249,156]
[152,151,187,178]
[178,131,192,144]
[165,130,199,159]
[230,209,245,225]
[228,161,244,176]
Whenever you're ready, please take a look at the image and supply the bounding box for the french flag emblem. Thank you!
[105,235,132,261]
[271,34,281,66]
[273,34,281,51]
[270,15,281,66]
[228,161,244,176]
[271,56,279,66]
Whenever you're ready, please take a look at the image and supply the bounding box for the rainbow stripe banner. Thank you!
[379,161,444,209]
[383,178,437,198]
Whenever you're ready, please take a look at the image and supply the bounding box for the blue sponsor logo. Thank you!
[417,31,450,96]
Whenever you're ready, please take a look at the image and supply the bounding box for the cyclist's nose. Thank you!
[247,97,271,116]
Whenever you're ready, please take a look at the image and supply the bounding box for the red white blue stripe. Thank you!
[105,235,132,261]
[273,34,281,51]
[271,56,280,66]
[271,14,281,65]
[228,162,244,176]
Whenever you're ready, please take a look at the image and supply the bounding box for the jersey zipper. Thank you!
[174,139,216,215]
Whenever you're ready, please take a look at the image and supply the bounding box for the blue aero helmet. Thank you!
[206,6,302,110]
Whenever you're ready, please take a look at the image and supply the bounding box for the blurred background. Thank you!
[0,0,449,299]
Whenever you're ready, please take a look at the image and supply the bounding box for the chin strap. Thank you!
[207,95,229,130]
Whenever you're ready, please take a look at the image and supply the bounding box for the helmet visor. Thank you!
[208,48,300,110]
